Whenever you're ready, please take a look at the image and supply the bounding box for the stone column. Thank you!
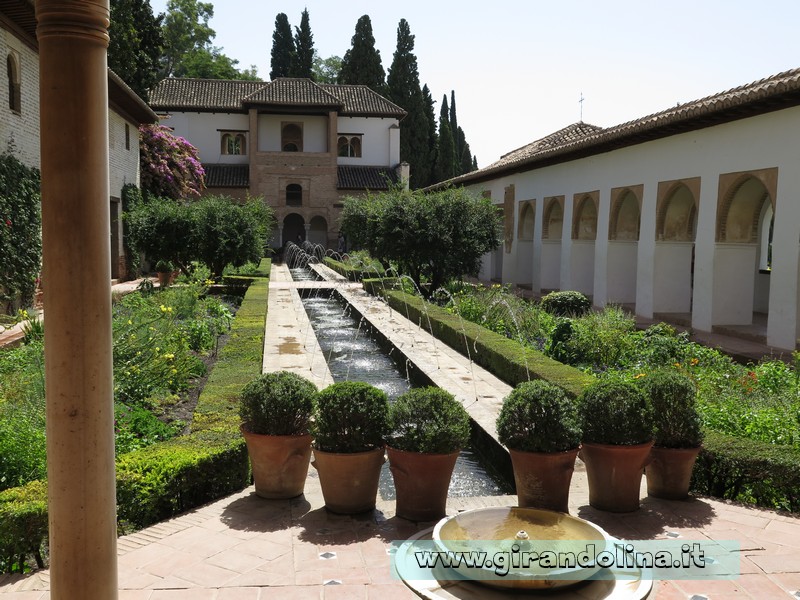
[36,1,117,599]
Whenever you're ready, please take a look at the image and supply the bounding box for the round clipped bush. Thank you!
[497,380,582,453]
[638,370,702,448]
[239,371,317,436]
[580,380,654,445]
[539,290,591,317]
[314,381,389,453]
[388,387,471,454]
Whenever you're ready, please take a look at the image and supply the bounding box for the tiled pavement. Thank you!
[2,266,800,598]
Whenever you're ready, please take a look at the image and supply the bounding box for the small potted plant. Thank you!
[312,381,389,514]
[155,259,174,287]
[387,387,471,521]
[639,370,703,500]
[238,370,318,499]
[497,380,582,513]
[579,379,654,512]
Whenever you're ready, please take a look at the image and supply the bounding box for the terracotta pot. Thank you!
[580,441,653,512]
[157,271,171,287]
[387,447,459,522]
[240,427,312,499]
[312,447,385,514]
[509,447,579,513]
[645,445,702,500]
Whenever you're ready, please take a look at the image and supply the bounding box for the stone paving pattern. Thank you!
[2,265,800,598]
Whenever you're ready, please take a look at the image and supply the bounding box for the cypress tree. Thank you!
[338,15,386,93]
[291,9,314,78]
[434,109,456,183]
[422,84,437,187]
[270,13,295,80]
[449,90,458,148]
[387,19,432,188]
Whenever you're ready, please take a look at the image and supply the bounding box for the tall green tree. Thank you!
[338,15,386,93]
[434,96,456,183]
[109,0,163,100]
[270,12,295,79]
[422,84,437,181]
[312,54,342,83]
[160,0,253,79]
[386,19,431,188]
[449,90,458,145]
[340,187,502,295]
[291,9,314,78]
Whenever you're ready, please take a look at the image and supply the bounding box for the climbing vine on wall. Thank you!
[139,124,205,200]
[0,154,41,313]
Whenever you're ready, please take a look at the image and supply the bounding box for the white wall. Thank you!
[163,112,249,164]
[0,31,40,168]
[336,116,398,166]
[258,114,327,153]
[465,106,800,349]
[108,111,140,196]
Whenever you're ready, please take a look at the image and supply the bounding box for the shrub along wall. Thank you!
[0,259,270,572]
[367,279,800,513]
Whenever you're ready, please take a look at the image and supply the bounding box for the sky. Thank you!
[148,0,800,168]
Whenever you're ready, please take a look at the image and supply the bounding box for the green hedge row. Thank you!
[368,279,800,513]
[371,284,594,398]
[692,431,800,512]
[323,257,384,282]
[0,262,270,572]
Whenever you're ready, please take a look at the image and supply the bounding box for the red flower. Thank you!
[4,219,10,227]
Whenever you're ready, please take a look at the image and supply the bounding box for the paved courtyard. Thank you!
[2,264,800,598]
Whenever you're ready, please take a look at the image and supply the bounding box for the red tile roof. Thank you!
[150,78,407,118]
[435,67,800,188]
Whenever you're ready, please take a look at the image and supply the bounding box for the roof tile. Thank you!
[203,164,249,188]
[149,78,406,118]
[337,166,397,190]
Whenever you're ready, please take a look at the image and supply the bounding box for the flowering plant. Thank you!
[139,124,205,200]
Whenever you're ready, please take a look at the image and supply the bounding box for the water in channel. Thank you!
[292,267,507,500]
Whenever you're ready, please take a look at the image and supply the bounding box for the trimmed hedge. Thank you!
[0,263,270,571]
[691,431,800,512]
[324,257,384,282]
[378,287,594,398]
[0,481,47,572]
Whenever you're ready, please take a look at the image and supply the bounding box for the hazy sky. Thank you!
[148,0,800,167]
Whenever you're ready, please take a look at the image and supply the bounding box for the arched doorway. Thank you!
[308,215,328,247]
[570,193,598,296]
[654,181,698,317]
[713,174,773,328]
[516,201,535,287]
[607,187,641,305]
[282,213,306,247]
[541,197,563,290]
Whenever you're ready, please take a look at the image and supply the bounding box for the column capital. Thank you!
[35,0,110,46]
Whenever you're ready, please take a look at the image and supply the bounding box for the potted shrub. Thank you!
[496,380,582,513]
[639,370,703,500]
[155,259,174,287]
[238,370,317,499]
[579,379,654,512]
[312,381,389,514]
[387,387,471,521]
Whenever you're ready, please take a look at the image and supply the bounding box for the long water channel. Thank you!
[291,267,510,500]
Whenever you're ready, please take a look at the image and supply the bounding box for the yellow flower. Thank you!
[171,368,177,374]
[674,362,682,368]
[160,305,167,312]
[690,358,699,366]
[127,319,132,325]
[633,373,646,379]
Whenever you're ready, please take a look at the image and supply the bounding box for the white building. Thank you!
[0,1,157,280]
[149,78,407,248]
[439,68,800,352]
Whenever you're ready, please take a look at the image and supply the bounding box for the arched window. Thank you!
[282,123,303,152]
[7,53,20,114]
[337,134,362,157]
[221,132,246,155]
[286,184,302,206]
